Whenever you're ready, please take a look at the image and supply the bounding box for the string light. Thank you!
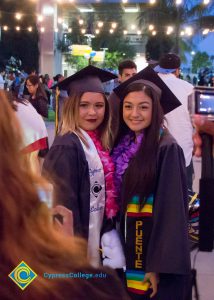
[152,30,157,35]
[79,19,84,25]
[109,29,114,34]
[95,29,100,34]
[148,24,154,31]
[123,30,128,35]
[15,13,22,20]
[149,0,156,4]
[37,15,44,22]
[40,27,45,33]
[137,30,141,35]
[68,28,72,33]
[81,28,86,34]
[111,22,117,29]
[15,26,20,31]
[28,26,32,32]
[97,21,103,28]
[3,26,8,31]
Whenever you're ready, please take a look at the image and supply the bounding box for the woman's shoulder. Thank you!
[159,129,179,149]
[51,132,82,150]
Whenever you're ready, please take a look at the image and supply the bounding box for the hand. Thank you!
[143,272,159,298]
[51,205,74,236]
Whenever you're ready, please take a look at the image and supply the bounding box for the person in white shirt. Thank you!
[154,53,194,189]
[0,67,5,90]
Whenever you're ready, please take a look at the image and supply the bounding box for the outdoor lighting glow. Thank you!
[54,28,59,32]
[167,26,174,35]
[40,27,45,33]
[62,23,68,29]
[16,26,20,31]
[37,15,44,22]
[98,22,103,28]
[28,27,32,32]
[15,13,22,20]
[109,29,114,34]
[180,30,185,36]
[3,26,8,31]
[176,0,182,5]
[137,30,141,35]
[78,7,94,13]
[203,0,210,4]
[81,29,86,34]
[58,18,63,24]
[122,0,128,3]
[149,25,154,31]
[79,19,84,25]
[111,22,117,29]
[149,0,156,4]
[69,0,74,2]
[191,51,196,55]
[123,7,139,13]
[95,29,100,34]
[131,24,136,30]
[123,30,128,35]
[68,28,72,33]
[202,28,210,35]
[42,6,54,16]
[152,30,157,35]
[185,26,193,36]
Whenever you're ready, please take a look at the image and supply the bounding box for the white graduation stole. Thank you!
[77,129,105,267]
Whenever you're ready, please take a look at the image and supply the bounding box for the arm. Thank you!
[43,145,83,235]
[146,142,191,275]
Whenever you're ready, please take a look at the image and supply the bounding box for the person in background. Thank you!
[0,90,130,300]
[193,115,214,157]
[112,66,191,300]
[25,75,48,118]
[154,53,194,190]
[0,66,5,89]
[43,66,125,269]
[52,74,68,122]
[108,60,137,144]
[22,68,37,97]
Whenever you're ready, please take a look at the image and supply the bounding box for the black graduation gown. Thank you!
[43,132,114,240]
[121,132,191,300]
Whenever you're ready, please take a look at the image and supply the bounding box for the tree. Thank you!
[192,51,212,74]
[138,0,214,60]
[0,0,39,71]
[145,34,174,62]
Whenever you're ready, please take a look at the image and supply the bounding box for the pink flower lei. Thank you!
[86,130,119,219]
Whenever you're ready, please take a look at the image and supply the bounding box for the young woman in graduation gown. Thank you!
[111,68,191,299]
[43,66,125,269]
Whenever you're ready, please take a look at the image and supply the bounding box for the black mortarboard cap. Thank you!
[113,66,181,114]
[52,65,117,95]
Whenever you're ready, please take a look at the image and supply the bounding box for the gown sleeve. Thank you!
[146,142,191,275]
[43,144,84,236]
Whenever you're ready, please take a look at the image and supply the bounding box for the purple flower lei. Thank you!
[111,131,144,198]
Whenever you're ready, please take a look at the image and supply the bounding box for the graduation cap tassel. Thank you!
[55,87,60,135]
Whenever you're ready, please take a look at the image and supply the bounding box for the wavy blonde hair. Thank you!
[60,91,112,150]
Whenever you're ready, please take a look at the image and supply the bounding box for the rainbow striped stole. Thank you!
[127,195,153,217]
[125,195,154,295]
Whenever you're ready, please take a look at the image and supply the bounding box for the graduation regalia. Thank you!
[113,66,191,299]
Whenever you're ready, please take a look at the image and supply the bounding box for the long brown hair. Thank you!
[117,82,164,210]
[0,91,126,300]
[60,91,111,150]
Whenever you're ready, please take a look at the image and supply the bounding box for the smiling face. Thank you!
[78,92,105,131]
[123,90,153,135]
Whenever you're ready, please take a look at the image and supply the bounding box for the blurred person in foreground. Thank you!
[0,90,130,300]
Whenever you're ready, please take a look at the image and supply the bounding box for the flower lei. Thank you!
[111,131,144,199]
[86,131,119,219]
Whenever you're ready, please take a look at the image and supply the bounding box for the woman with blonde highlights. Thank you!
[43,66,125,269]
[0,90,129,300]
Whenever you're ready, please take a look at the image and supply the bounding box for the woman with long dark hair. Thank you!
[0,90,130,300]
[112,67,191,300]
[26,74,48,118]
